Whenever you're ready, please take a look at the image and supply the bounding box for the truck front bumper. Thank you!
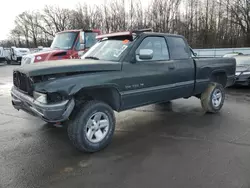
[11,87,75,123]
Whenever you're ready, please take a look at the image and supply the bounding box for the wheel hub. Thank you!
[85,112,110,143]
[92,120,99,130]
[212,88,222,108]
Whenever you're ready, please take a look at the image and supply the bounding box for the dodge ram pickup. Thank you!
[11,30,236,152]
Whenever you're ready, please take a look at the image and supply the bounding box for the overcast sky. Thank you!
[0,0,107,40]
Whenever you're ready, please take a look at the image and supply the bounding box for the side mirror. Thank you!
[79,44,85,50]
[138,49,153,60]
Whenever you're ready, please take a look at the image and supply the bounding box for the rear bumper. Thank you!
[11,87,75,123]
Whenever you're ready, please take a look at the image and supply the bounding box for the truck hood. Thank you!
[21,48,68,65]
[32,48,62,56]
[33,49,67,61]
[15,59,122,77]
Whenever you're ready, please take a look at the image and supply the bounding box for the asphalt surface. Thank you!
[1,64,250,188]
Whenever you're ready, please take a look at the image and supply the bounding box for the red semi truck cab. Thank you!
[21,29,100,65]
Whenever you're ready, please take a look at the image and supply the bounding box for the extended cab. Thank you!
[11,31,236,152]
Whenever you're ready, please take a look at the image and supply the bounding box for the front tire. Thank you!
[201,82,225,113]
[67,100,115,153]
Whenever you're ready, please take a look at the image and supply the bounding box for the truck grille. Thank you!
[13,71,33,95]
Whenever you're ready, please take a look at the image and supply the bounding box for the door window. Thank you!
[136,37,169,61]
[167,37,190,59]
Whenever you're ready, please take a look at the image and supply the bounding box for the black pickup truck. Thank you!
[11,30,236,152]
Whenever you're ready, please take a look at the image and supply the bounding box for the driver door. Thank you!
[121,36,178,110]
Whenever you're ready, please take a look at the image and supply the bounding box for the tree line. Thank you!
[0,0,249,49]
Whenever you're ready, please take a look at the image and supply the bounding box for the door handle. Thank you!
[168,64,175,70]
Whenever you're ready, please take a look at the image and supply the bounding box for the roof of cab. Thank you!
[141,32,183,38]
[96,30,183,40]
[57,29,100,34]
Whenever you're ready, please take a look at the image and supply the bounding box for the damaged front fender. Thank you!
[33,73,121,104]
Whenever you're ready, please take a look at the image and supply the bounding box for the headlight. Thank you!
[33,91,47,104]
[47,92,63,103]
[21,55,35,66]
[242,72,250,75]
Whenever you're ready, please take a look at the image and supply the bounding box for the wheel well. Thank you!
[210,72,227,87]
[74,87,121,111]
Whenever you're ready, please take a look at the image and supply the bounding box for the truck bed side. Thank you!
[193,57,236,95]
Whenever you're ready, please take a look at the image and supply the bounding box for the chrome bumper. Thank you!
[11,86,75,123]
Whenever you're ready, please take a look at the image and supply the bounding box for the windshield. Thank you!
[85,32,98,48]
[51,32,77,50]
[82,39,131,61]
[235,56,250,65]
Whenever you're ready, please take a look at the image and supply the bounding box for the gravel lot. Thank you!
[1,64,250,188]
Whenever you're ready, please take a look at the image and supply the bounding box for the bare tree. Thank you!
[1,0,250,49]
[229,0,250,46]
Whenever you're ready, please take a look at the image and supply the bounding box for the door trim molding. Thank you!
[120,80,194,96]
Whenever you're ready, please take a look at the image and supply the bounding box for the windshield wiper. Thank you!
[84,56,100,60]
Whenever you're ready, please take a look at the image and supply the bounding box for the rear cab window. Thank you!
[167,37,190,60]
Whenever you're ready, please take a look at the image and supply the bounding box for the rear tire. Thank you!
[201,82,225,113]
[67,100,115,153]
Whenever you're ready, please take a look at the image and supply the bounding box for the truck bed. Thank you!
[193,57,236,95]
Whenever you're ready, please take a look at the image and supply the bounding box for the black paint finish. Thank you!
[12,32,236,118]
